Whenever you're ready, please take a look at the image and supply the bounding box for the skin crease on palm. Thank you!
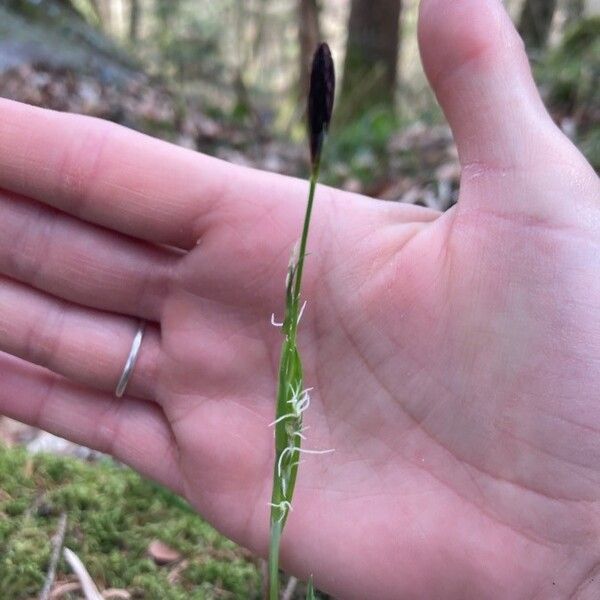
[0,0,598,597]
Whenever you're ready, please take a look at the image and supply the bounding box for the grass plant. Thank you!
[267,43,335,600]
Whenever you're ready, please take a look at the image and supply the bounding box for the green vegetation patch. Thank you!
[0,446,260,599]
[536,16,600,170]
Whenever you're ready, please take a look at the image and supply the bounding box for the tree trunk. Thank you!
[55,0,81,15]
[129,0,140,41]
[518,0,558,51]
[93,0,113,31]
[298,0,321,98]
[566,0,585,19]
[339,0,402,123]
[585,0,600,15]
[562,0,585,30]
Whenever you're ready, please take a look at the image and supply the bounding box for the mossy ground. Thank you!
[0,445,261,599]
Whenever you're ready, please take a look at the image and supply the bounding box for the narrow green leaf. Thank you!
[306,576,316,600]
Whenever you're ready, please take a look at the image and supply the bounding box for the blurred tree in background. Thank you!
[298,0,321,98]
[128,0,140,41]
[565,0,586,26]
[339,0,403,123]
[519,0,558,51]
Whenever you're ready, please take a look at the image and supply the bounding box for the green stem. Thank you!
[267,151,322,600]
[268,519,283,600]
[291,157,321,333]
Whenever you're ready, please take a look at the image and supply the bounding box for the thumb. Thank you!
[418,0,555,169]
[418,0,598,219]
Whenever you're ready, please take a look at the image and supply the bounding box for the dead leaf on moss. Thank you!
[50,581,81,598]
[167,559,189,584]
[147,540,182,565]
[102,589,132,599]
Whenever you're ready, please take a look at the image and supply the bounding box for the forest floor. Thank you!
[0,446,263,600]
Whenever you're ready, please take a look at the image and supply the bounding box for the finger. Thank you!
[0,352,182,493]
[0,192,176,321]
[0,99,415,252]
[419,0,573,171]
[0,98,233,248]
[418,0,556,168]
[0,277,159,399]
[418,0,599,219]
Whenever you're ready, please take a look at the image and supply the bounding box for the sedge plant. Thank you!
[267,43,335,599]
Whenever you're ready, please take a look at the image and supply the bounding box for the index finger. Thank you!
[0,99,237,248]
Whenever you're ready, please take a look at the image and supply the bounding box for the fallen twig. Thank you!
[282,576,298,600]
[39,512,68,600]
[63,547,103,600]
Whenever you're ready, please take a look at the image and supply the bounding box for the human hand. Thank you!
[1,0,598,597]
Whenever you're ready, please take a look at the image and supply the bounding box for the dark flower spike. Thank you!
[308,42,335,166]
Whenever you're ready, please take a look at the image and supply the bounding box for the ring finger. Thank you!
[0,276,160,399]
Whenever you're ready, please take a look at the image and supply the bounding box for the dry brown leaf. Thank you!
[50,581,81,598]
[102,589,132,599]
[167,559,189,584]
[435,161,461,182]
[23,456,33,477]
[147,540,182,565]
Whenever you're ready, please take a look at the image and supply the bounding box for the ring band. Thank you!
[115,321,146,398]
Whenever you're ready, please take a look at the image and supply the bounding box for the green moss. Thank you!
[0,446,260,599]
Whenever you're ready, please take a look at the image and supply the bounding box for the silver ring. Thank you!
[115,321,146,398]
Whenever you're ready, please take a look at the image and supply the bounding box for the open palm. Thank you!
[1,1,599,598]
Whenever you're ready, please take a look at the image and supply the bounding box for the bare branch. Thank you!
[39,513,68,600]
